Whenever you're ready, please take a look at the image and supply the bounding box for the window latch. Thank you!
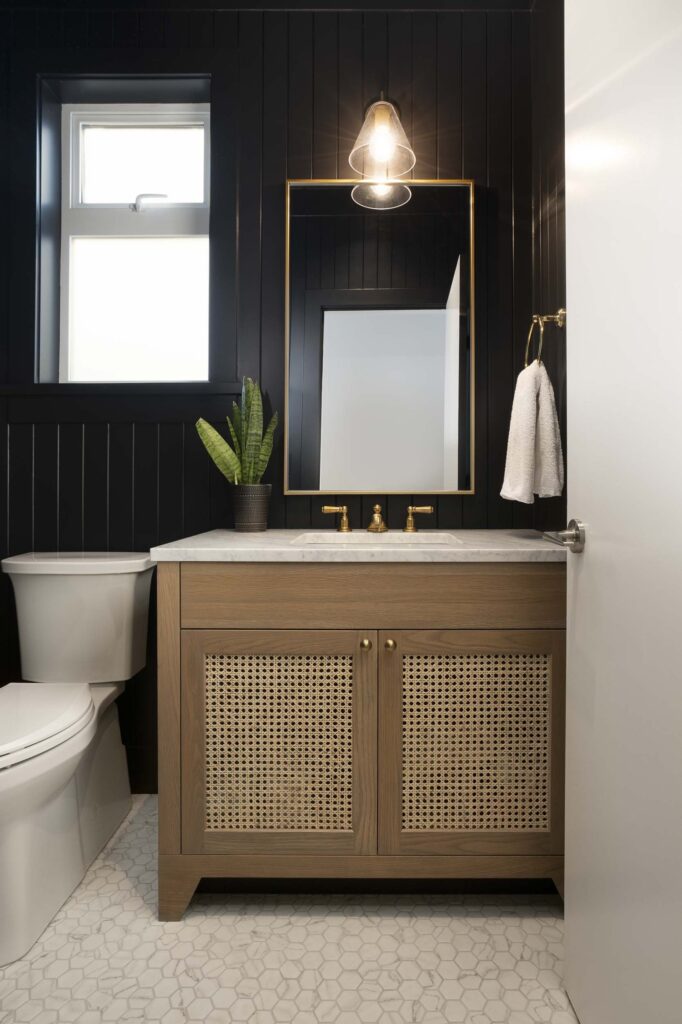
[131,193,169,212]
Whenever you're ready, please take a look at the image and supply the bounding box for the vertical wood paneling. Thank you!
[83,423,109,551]
[435,11,464,529]
[34,424,59,551]
[132,422,158,553]
[335,6,362,535]
[313,14,338,180]
[7,423,33,555]
[63,11,89,48]
[112,12,139,49]
[511,14,534,530]
[236,12,264,385]
[436,14,463,180]
[213,11,237,49]
[183,423,211,540]
[58,423,83,551]
[189,12,215,49]
[0,5,565,792]
[108,423,134,551]
[88,12,113,48]
[158,423,184,546]
[531,0,566,531]
[363,13,388,103]
[10,11,37,48]
[461,12,487,527]
[37,11,63,49]
[163,12,190,50]
[409,11,438,529]
[412,13,438,180]
[286,12,313,528]
[261,11,288,530]
[138,11,164,48]
[0,37,8,385]
[486,13,514,529]
[337,13,362,174]
[208,38,238,383]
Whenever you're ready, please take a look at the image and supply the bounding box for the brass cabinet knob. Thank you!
[384,639,396,651]
[360,638,372,650]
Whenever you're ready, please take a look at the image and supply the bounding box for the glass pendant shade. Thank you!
[348,100,415,179]
[350,181,412,210]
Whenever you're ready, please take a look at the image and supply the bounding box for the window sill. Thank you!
[0,381,243,397]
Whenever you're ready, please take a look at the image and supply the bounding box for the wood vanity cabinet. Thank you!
[157,561,566,920]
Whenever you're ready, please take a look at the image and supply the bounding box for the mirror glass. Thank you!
[285,181,474,494]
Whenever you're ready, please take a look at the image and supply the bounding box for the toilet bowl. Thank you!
[0,552,153,966]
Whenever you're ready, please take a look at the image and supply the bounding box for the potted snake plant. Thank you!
[196,378,278,532]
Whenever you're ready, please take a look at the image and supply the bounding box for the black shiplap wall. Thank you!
[0,3,566,791]
[530,0,567,531]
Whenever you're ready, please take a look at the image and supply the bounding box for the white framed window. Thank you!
[60,103,210,382]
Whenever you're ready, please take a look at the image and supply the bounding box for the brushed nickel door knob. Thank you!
[544,518,586,553]
[360,638,372,650]
[384,639,396,651]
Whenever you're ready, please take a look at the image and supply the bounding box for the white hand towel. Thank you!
[500,361,564,504]
[534,362,564,498]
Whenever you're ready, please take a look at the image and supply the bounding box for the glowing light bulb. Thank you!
[370,182,392,198]
[368,126,396,164]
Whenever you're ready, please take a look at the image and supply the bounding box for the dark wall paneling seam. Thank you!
[0,6,566,793]
[530,0,566,532]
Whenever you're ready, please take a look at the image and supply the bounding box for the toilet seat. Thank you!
[0,683,95,770]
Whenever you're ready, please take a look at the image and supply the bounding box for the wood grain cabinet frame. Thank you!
[378,629,565,858]
[181,629,377,857]
[157,562,566,920]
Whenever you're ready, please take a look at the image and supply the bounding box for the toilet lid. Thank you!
[2,551,153,575]
[0,683,94,768]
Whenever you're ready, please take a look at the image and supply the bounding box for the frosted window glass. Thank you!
[68,237,209,382]
[81,125,205,204]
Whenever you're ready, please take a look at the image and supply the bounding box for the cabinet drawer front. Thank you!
[181,563,566,629]
[378,630,565,857]
[182,629,377,856]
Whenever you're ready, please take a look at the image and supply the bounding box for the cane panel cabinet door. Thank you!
[181,629,377,856]
[378,629,565,857]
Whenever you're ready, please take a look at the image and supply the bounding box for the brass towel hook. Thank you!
[524,308,566,367]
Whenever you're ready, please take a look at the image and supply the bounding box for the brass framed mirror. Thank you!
[284,179,475,495]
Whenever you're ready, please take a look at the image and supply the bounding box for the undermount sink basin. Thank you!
[290,531,463,548]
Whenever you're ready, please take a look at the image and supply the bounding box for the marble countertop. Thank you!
[150,528,566,563]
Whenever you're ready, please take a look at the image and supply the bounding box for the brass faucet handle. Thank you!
[367,503,388,533]
[403,505,435,533]
[321,505,351,532]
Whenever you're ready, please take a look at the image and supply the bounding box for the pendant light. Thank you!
[349,99,415,179]
[349,96,415,211]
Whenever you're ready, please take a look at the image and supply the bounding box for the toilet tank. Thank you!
[1,553,153,684]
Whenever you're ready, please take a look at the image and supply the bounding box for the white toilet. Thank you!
[0,552,153,966]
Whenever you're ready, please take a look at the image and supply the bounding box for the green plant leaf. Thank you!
[195,418,241,484]
[255,412,278,483]
[231,401,242,450]
[242,378,263,484]
[226,414,241,461]
[240,377,252,462]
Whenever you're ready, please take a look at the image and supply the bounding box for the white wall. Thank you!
[319,309,449,492]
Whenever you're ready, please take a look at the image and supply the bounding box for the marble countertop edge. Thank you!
[150,529,567,564]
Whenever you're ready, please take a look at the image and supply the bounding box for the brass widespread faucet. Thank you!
[321,505,351,532]
[367,504,388,533]
[403,505,434,532]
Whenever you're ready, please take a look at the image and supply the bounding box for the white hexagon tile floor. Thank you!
[0,796,578,1024]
